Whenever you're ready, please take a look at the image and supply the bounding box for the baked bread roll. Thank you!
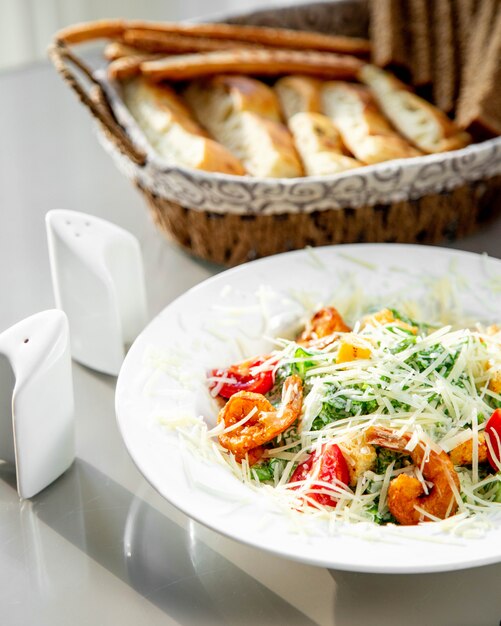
[185,75,303,177]
[208,75,282,121]
[238,112,305,178]
[122,77,245,174]
[321,81,422,164]
[275,75,322,121]
[275,78,360,175]
[288,112,362,176]
[359,65,470,153]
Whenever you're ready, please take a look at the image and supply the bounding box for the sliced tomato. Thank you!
[290,452,314,483]
[290,443,350,508]
[208,355,276,399]
[485,409,501,471]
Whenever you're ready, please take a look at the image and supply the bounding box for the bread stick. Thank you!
[108,53,162,80]
[122,29,257,54]
[128,20,371,56]
[141,49,364,82]
[55,18,370,56]
[56,19,126,44]
[104,41,146,61]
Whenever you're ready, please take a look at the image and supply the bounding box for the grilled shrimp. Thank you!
[449,433,488,466]
[298,306,351,346]
[366,426,460,525]
[218,375,303,463]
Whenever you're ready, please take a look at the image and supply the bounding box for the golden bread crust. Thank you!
[185,76,302,177]
[122,77,245,174]
[359,65,470,153]
[55,18,370,56]
[140,49,364,82]
[321,81,422,164]
[288,112,362,176]
[275,75,322,121]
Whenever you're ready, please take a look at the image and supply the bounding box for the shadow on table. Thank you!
[330,564,501,626]
[19,459,316,626]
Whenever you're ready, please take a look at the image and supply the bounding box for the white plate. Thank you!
[115,244,501,573]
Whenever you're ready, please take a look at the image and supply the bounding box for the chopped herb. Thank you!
[290,346,318,380]
[403,343,462,377]
[486,397,501,411]
[367,503,397,525]
[266,364,291,406]
[375,447,407,474]
[494,478,501,503]
[389,336,416,354]
[251,458,284,483]
[389,309,435,334]
[311,384,378,430]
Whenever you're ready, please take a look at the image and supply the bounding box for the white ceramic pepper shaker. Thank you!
[0,310,75,498]
[46,209,148,376]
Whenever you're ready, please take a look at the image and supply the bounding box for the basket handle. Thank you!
[48,39,146,166]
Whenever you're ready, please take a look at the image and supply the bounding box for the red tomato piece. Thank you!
[290,443,350,507]
[290,453,314,484]
[485,409,501,471]
[208,355,276,399]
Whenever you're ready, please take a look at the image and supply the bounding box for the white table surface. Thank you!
[1,60,501,626]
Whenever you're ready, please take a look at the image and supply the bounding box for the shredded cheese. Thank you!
[153,281,501,541]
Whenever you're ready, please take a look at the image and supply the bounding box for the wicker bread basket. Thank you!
[50,0,501,266]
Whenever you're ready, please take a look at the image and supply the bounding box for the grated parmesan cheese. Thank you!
[155,284,501,541]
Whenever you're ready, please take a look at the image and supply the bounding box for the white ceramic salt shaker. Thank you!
[0,310,75,499]
[46,209,148,376]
